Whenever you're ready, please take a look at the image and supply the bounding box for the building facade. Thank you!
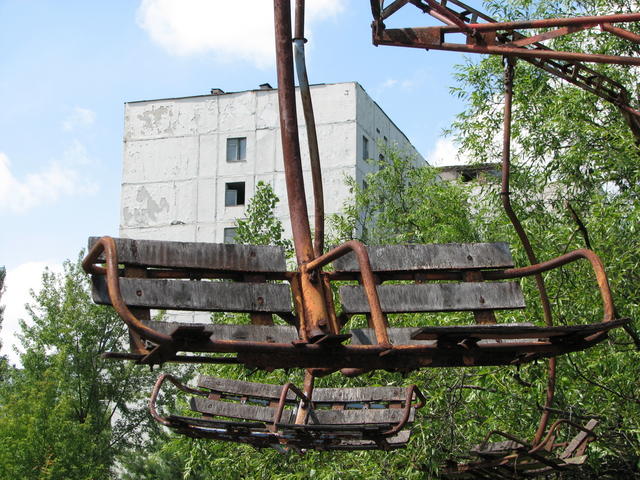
[120,82,425,243]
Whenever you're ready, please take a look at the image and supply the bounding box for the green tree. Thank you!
[0,256,156,479]
[235,181,293,258]
[330,147,479,245]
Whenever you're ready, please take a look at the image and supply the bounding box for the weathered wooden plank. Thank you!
[326,430,411,450]
[307,408,414,425]
[167,414,267,430]
[197,376,298,401]
[412,319,628,340]
[332,243,514,272]
[350,328,431,345]
[312,387,408,403]
[472,440,526,456]
[340,282,525,314]
[89,236,287,272]
[190,397,295,423]
[139,321,299,344]
[560,419,598,459]
[91,276,292,313]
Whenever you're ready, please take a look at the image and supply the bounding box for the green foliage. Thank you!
[235,181,293,258]
[330,148,479,245]
[0,256,156,479]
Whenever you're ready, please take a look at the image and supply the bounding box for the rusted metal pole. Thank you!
[601,22,640,44]
[294,0,325,257]
[274,0,330,340]
[501,57,555,444]
[439,11,640,32]
[274,0,314,265]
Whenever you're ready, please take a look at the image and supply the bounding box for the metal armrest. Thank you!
[303,240,391,347]
[148,374,209,427]
[485,248,616,328]
[383,384,427,436]
[272,382,311,429]
[82,236,172,345]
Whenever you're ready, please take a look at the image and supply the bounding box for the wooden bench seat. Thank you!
[150,374,425,451]
[85,237,627,371]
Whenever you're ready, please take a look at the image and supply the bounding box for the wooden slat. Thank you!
[91,276,292,313]
[197,376,298,401]
[139,321,299,343]
[326,430,411,450]
[312,387,408,403]
[340,282,525,313]
[88,236,287,272]
[351,327,431,345]
[307,408,414,425]
[560,419,598,459]
[190,397,295,423]
[332,243,514,272]
[167,414,267,430]
[412,319,628,340]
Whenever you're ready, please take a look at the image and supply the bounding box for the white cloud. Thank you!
[62,107,96,132]
[1,262,63,366]
[137,0,344,68]
[426,137,468,167]
[0,150,97,214]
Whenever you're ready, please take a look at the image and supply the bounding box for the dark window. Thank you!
[362,136,369,160]
[226,137,247,162]
[225,182,245,206]
[223,227,237,244]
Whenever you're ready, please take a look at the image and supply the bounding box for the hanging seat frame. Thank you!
[148,373,425,451]
[84,235,627,372]
[442,418,599,478]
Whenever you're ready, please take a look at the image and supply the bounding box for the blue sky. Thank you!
[0,0,469,363]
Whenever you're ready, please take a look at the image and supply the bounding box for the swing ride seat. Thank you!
[149,374,425,451]
[326,243,629,372]
[84,235,301,366]
[84,237,628,371]
[441,418,599,478]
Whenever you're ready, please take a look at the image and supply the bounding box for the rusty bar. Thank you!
[82,236,172,345]
[149,374,207,427]
[294,0,325,257]
[377,29,640,65]
[274,0,331,340]
[304,240,391,346]
[508,24,594,47]
[438,12,640,32]
[381,0,410,20]
[272,382,310,430]
[383,384,426,436]
[102,352,242,364]
[485,249,616,324]
[274,0,314,265]
[423,0,474,33]
[601,22,640,44]
[529,418,597,453]
[295,370,315,424]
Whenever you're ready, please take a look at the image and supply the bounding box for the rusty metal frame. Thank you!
[370,0,640,127]
[373,8,640,65]
[149,373,426,449]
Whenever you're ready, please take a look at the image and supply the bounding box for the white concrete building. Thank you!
[120,82,424,243]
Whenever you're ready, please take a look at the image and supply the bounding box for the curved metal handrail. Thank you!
[82,236,173,345]
[383,384,427,437]
[304,240,391,347]
[485,248,616,328]
[148,374,208,427]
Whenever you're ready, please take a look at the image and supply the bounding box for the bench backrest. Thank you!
[188,376,414,427]
[189,375,300,424]
[88,237,292,315]
[332,243,525,315]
